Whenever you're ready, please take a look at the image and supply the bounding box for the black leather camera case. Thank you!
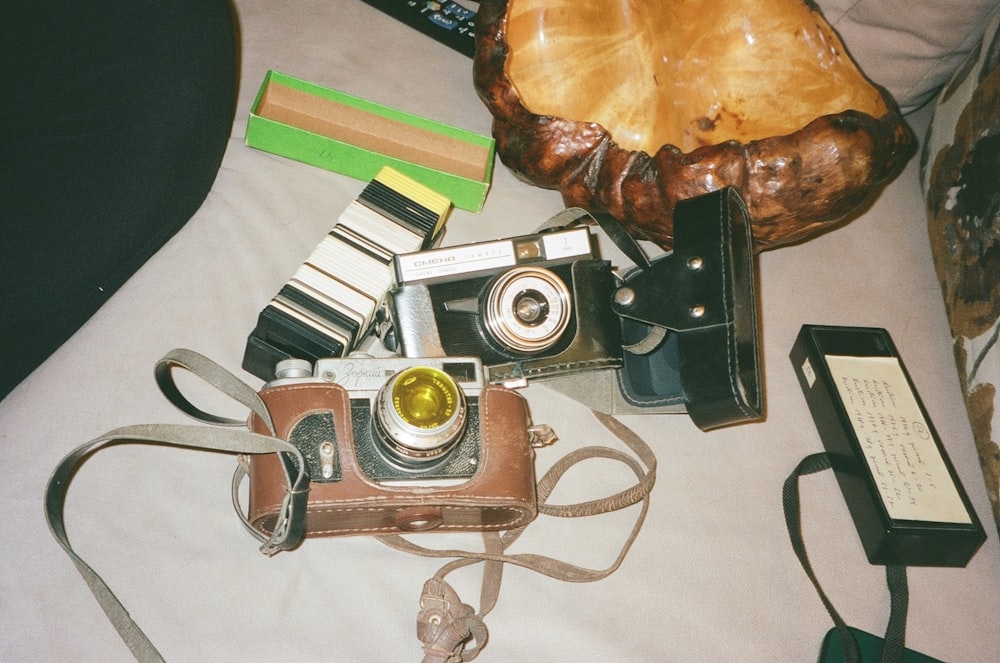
[546,187,763,430]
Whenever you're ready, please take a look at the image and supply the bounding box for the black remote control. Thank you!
[360,1,478,58]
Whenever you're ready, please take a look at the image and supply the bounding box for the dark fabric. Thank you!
[783,451,910,663]
[0,1,237,399]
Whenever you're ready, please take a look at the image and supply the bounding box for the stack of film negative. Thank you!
[242,166,452,380]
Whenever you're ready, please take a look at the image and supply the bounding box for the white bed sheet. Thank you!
[2,2,998,661]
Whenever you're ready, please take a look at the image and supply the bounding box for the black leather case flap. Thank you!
[606,187,764,430]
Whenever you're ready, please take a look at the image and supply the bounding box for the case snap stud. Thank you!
[614,287,636,306]
[395,506,444,531]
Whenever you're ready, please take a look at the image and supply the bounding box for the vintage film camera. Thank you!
[246,354,550,537]
[545,188,764,430]
[242,166,452,381]
[385,225,622,384]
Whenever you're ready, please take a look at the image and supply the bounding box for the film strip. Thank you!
[243,166,452,380]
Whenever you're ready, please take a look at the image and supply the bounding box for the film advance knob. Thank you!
[274,358,314,379]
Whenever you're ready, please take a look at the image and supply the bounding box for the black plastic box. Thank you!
[790,324,986,567]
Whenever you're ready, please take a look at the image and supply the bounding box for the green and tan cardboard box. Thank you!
[246,70,495,212]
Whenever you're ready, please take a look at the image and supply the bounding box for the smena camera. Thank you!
[246,354,549,538]
[386,226,622,384]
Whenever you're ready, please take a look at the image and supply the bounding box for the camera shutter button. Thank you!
[274,358,313,379]
[395,506,444,531]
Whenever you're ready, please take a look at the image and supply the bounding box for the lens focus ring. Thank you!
[484,266,572,354]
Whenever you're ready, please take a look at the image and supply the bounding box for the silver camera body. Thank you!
[269,355,486,484]
[386,227,623,384]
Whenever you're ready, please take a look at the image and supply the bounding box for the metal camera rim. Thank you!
[484,266,572,354]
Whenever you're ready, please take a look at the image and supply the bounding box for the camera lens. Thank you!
[484,266,571,354]
[372,366,468,467]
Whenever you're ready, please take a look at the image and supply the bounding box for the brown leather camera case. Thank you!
[247,381,538,538]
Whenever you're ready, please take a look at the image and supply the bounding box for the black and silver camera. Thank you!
[241,167,452,381]
[266,355,487,483]
[247,354,546,537]
[385,226,622,384]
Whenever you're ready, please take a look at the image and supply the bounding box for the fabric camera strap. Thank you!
[380,408,657,662]
[783,452,909,663]
[45,351,311,663]
[44,423,309,663]
[45,349,656,663]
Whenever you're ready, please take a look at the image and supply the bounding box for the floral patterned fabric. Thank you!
[922,12,1000,533]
